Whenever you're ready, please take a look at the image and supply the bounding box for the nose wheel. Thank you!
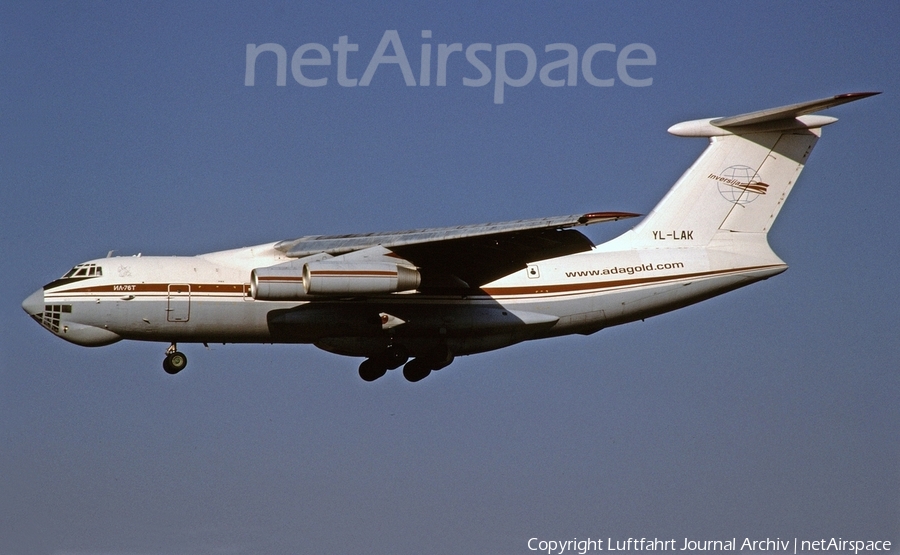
[163,343,187,374]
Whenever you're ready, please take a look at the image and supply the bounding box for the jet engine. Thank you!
[303,261,420,295]
[251,260,420,300]
[250,263,307,301]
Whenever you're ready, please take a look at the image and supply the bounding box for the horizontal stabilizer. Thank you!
[710,92,880,127]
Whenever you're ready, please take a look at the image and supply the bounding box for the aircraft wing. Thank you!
[275,211,639,289]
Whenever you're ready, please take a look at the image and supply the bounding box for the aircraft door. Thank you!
[167,284,191,322]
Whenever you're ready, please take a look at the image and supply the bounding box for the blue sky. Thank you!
[1,2,898,554]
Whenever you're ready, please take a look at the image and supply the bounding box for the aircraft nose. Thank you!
[22,288,44,316]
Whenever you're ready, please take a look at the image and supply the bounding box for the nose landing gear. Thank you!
[163,343,188,374]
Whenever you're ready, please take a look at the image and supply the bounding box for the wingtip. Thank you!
[578,211,642,224]
[836,91,881,99]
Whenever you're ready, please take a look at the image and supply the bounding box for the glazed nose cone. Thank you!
[22,288,44,316]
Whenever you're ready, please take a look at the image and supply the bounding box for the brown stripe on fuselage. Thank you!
[480,265,785,297]
[46,283,246,295]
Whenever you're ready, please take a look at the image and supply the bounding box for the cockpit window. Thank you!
[61,263,103,279]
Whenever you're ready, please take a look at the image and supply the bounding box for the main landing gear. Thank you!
[358,346,453,383]
[358,345,408,382]
[401,354,453,382]
[163,343,188,375]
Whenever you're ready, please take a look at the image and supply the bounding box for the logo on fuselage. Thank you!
[708,165,769,205]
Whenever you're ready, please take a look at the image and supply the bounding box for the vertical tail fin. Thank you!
[610,93,878,248]
[631,122,822,244]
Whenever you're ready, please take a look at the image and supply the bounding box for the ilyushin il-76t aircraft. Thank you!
[23,92,877,382]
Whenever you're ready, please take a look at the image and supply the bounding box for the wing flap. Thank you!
[395,227,597,289]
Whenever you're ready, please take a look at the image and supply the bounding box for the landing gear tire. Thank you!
[163,351,187,375]
[383,346,409,370]
[358,358,388,382]
[431,354,454,371]
[402,358,432,383]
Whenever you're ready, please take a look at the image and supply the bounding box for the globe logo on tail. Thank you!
[709,165,769,205]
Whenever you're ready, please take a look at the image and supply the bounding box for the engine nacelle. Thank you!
[251,258,421,300]
[250,263,308,301]
[303,261,420,295]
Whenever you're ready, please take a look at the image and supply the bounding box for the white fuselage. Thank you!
[26,233,786,358]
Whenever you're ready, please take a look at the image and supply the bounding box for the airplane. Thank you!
[22,92,878,382]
